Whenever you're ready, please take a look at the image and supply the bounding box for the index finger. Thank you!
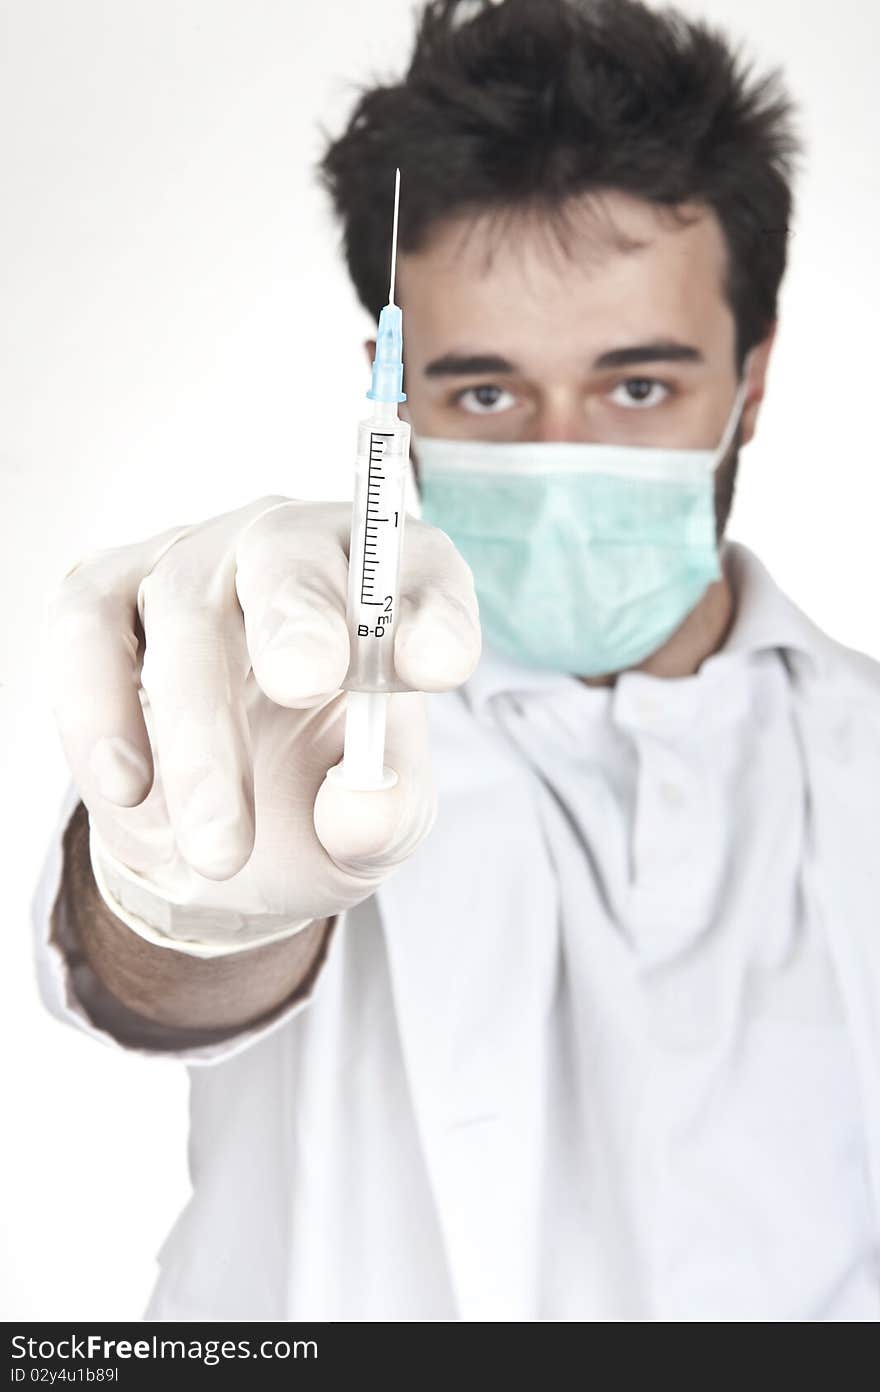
[234,501,353,709]
[44,523,195,807]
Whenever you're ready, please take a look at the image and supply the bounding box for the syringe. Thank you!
[326,168,412,793]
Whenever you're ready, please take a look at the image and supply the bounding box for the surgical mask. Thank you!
[416,362,752,677]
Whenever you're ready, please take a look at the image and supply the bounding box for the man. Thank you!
[33,0,880,1321]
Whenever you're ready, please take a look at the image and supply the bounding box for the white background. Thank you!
[2,0,878,1319]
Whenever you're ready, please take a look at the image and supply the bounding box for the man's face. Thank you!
[389,190,769,511]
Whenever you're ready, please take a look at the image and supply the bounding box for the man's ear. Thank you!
[739,321,777,447]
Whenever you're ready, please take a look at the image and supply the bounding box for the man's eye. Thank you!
[456,384,516,415]
[609,378,671,409]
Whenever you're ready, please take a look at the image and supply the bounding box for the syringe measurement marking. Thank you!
[360,433,395,606]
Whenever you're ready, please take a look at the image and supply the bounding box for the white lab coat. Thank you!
[32,543,880,1321]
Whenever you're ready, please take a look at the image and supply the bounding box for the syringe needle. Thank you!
[389,167,401,305]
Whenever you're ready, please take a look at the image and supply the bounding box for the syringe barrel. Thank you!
[343,409,413,693]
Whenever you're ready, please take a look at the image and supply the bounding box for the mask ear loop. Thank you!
[712,348,754,470]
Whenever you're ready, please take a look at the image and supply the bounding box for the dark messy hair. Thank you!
[318,0,803,372]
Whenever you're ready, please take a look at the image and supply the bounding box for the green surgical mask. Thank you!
[416,365,751,677]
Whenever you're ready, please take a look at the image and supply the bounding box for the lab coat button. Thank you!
[444,1111,500,1133]
[831,720,852,763]
[659,780,684,808]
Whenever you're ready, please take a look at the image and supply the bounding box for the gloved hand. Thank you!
[44,495,481,955]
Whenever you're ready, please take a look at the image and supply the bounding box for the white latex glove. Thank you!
[44,495,481,956]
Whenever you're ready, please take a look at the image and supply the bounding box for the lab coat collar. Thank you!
[716,541,836,680]
[460,540,837,716]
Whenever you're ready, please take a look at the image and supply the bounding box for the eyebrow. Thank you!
[422,339,705,377]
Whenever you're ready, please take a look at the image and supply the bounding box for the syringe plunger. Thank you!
[325,691,397,791]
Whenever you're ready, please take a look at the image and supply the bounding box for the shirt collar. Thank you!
[711,540,834,677]
[460,540,834,718]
